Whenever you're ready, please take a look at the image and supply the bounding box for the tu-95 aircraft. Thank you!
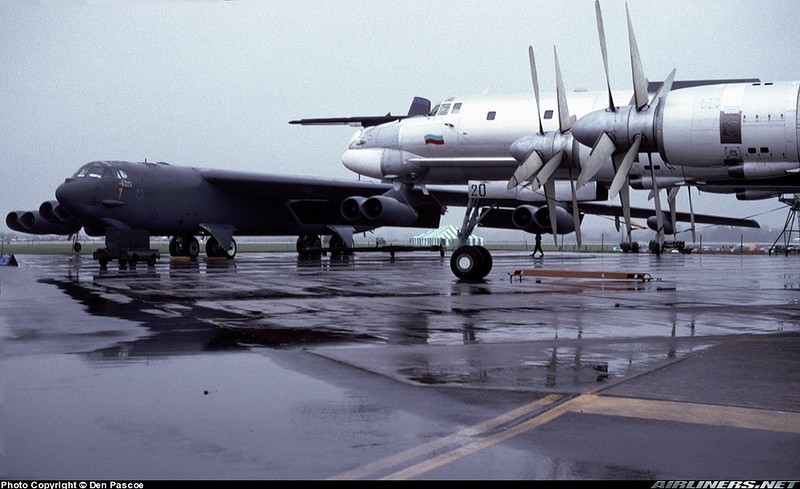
[291,1,796,275]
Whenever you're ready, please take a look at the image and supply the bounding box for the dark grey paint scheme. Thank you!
[37,161,465,249]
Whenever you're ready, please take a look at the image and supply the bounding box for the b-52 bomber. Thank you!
[6,160,759,279]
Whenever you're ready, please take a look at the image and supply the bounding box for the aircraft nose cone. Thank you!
[510,135,538,162]
[341,148,384,180]
[55,179,81,214]
[571,111,605,148]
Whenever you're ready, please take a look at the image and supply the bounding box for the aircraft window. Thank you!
[74,164,106,179]
[452,102,462,114]
[439,103,451,116]
[116,170,128,179]
[487,111,496,120]
[761,147,769,153]
[748,148,757,154]
[429,104,440,116]
[544,110,554,119]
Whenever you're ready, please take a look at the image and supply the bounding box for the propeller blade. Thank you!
[553,46,573,133]
[507,150,544,190]
[576,132,615,189]
[652,68,677,106]
[570,170,582,248]
[608,134,641,199]
[668,186,679,239]
[544,178,558,246]
[688,185,696,242]
[620,183,633,241]
[649,160,665,244]
[529,46,544,136]
[595,0,615,111]
[626,3,649,111]
[533,151,564,190]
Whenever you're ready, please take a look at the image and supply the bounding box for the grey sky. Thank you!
[1,0,798,237]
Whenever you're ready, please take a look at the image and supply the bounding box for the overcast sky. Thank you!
[2,0,798,238]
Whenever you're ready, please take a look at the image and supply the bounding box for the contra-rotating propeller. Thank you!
[571,1,676,245]
[507,45,581,247]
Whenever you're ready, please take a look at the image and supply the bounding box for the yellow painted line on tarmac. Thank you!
[327,393,563,480]
[377,393,800,480]
[571,395,800,434]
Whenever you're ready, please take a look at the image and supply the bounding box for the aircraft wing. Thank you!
[407,157,519,168]
[201,170,471,206]
[200,170,397,199]
[577,202,760,228]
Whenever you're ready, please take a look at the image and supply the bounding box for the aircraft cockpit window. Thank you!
[116,169,128,179]
[429,104,440,116]
[452,102,462,114]
[73,163,107,179]
[438,103,451,116]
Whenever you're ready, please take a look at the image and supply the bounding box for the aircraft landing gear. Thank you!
[169,235,200,259]
[296,234,322,259]
[449,191,495,280]
[206,236,237,258]
[450,245,492,281]
[328,234,353,257]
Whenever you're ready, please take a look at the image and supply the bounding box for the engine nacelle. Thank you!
[726,162,800,179]
[340,196,367,221]
[647,214,675,235]
[629,176,686,190]
[512,204,575,235]
[658,82,800,168]
[736,190,780,201]
[360,195,419,226]
[39,200,75,223]
[6,209,81,235]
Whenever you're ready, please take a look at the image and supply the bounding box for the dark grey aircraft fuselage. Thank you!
[52,161,447,241]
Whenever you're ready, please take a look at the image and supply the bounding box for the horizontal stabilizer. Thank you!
[290,97,431,127]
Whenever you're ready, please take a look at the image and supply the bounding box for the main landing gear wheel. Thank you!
[328,234,352,256]
[296,234,322,258]
[169,235,200,259]
[450,245,492,281]
[206,237,237,259]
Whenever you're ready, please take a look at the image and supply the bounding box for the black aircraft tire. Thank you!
[296,235,322,258]
[187,236,200,259]
[328,234,352,256]
[206,237,224,258]
[450,245,489,281]
[226,238,237,259]
[169,237,179,256]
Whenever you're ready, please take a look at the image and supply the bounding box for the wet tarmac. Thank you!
[1,250,799,480]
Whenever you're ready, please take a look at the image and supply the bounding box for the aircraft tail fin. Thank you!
[407,97,431,116]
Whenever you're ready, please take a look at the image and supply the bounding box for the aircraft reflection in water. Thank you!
[6,160,758,280]
[41,257,703,393]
